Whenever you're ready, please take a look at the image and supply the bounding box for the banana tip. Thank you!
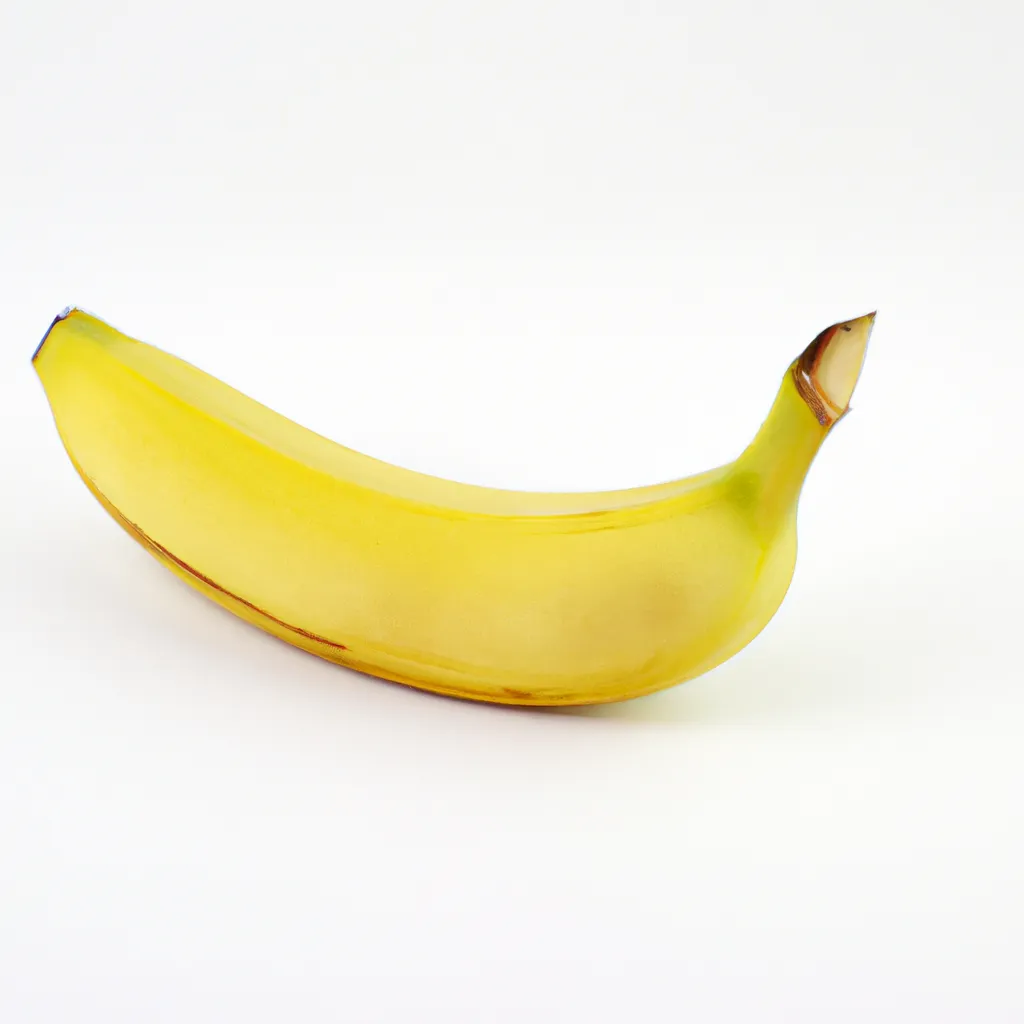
[32,307,74,365]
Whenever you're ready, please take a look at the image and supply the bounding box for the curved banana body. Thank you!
[33,310,872,704]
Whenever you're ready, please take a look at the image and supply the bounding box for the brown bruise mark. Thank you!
[142,528,351,652]
[75,463,349,653]
[501,686,534,700]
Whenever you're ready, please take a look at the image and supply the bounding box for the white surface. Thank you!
[2,2,1022,1020]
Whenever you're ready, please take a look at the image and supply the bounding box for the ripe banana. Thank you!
[33,309,873,705]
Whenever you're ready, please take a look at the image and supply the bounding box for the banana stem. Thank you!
[736,312,874,532]
[792,312,875,427]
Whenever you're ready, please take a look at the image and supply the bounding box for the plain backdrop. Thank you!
[2,2,1022,1021]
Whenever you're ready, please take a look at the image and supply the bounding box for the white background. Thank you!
[2,2,1022,1020]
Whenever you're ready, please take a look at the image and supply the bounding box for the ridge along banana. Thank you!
[33,308,874,705]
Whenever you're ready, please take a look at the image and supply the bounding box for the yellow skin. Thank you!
[33,309,873,705]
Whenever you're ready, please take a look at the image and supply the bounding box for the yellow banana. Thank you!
[33,309,873,705]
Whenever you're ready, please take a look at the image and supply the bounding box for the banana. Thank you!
[33,309,873,705]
